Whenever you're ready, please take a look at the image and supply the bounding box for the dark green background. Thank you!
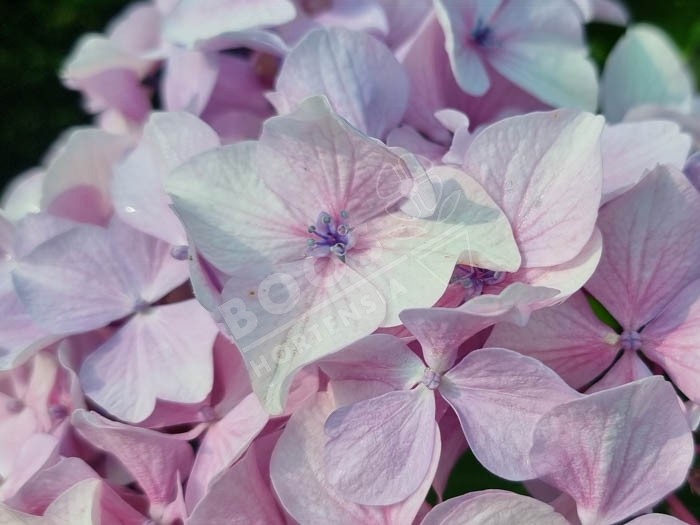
[0,0,697,518]
[0,0,699,191]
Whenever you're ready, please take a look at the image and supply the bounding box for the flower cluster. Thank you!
[1,1,699,524]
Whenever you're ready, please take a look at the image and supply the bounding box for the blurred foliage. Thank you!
[0,0,126,190]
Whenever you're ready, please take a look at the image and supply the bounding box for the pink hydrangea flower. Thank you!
[488,165,700,399]
[168,96,519,413]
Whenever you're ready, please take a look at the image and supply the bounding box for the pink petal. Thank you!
[347,165,520,327]
[601,120,691,204]
[257,96,416,226]
[440,348,581,480]
[107,217,189,304]
[112,111,220,246]
[642,277,700,403]
[311,0,389,36]
[12,224,140,334]
[5,457,98,516]
[420,490,568,525]
[0,433,59,500]
[79,299,216,423]
[218,257,386,414]
[42,129,131,226]
[586,350,652,393]
[319,333,425,389]
[586,164,700,329]
[43,478,145,525]
[378,0,432,49]
[462,109,604,267]
[188,445,285,525]
[273,28,409,139]
[185,393,269,510]
[166,141,303,273]
[271,391,438,524]
[432,409,467,502]
[324,386,437,505]
[106,2,162,55]
[486,291,619,389]
[509,227,603,309]
[531,377,694,525]
[628,515,688,525]
[164,0,296,47]
[401,282,558,373]
[162,48,219,114]
[72,410,194,513]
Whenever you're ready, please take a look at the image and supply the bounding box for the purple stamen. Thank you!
[620,330,642,352]
[422,368,441,390]
[451,264,506,300]
[307,211,354,261]
[471,18,494,47]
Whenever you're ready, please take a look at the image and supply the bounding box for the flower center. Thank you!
[306,211,354,261]
[471,18,494,47]
[451,264,506,300]
[421,368,442,390]
[619,329,642,352]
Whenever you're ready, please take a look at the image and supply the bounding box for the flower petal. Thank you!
[273,28,409,139]
[323,386,437,505]
[112,111,220,246]
[600,120,691,204]
[643,277,700,403]
[271,391,438,524]
[79,299,216,423]
[586,165,700,329]
[440,348,581,480]
[462,110,604,267]
[420,490,568,525]
[257,96,417,226]
[601,24,694,122]
[185,393,268,510]
[319,333,425,390]
[72,409,194,511]
[486,291,619,389]
[531,377,694,525]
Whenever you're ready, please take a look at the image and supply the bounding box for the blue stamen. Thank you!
[306,211,354,261]
[451,264,507,300]
[472,18,494,47]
